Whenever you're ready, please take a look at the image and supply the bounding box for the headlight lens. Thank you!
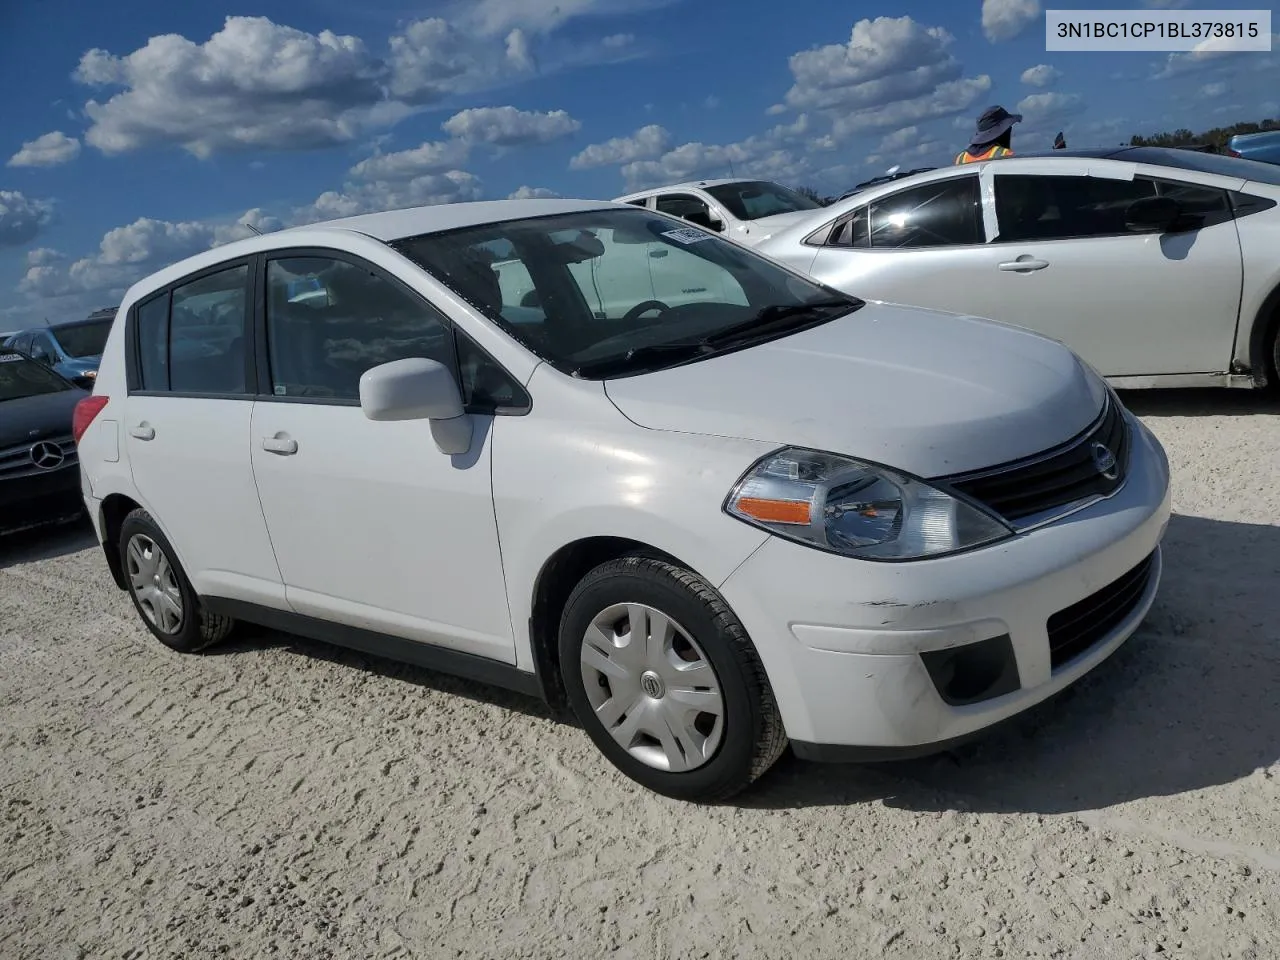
[725,447,1012,561]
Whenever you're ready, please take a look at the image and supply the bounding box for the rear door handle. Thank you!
[998,258,1050,272]
[130,424,155,441]
[262,436,298,456]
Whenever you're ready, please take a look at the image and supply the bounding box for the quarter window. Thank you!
[169,266,249,394]
[264,256,454,402]
[868,176,982,248]
[131,264,250,395]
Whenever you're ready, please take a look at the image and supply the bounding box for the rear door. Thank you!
[123,259,285,607]
[966,169,1244,376]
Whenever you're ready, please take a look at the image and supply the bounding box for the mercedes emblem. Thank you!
[29,440,66,471]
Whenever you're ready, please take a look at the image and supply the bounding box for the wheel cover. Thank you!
[126,534,185,635]
[580,602,725,773]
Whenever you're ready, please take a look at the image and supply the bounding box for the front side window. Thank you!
[704,180,822,221]
[51,318,112,358]
[869,176,982,248]
[0,351,71,401]
[655,194,720,230]
[265,256,453,401]
[393,207,861,378]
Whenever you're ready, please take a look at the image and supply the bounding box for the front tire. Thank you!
[119,508,235,653]
[559,556,787,802]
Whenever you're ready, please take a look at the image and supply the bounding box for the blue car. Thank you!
[2,310,115,390]
[1227,130,1280,165]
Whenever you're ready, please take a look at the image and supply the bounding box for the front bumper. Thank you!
[0,463,84,534]
[717,410,1172,755]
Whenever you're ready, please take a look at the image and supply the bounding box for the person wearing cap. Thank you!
[955,105,1022,164]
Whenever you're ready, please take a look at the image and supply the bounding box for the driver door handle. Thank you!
[130,425,155,441]
[262,436,298,456]
[998,258,1050,272]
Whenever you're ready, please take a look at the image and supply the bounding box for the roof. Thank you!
[614,178,770,200]
[297,197,624,242]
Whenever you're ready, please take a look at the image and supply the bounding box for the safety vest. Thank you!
[955,144,1013,165]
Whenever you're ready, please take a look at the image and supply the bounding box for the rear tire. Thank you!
[558,556,787,802]
[119,508,235,653]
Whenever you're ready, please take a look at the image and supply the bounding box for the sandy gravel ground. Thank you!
[2,390,1278,960]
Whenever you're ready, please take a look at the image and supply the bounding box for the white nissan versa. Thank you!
[73,199,1171,802]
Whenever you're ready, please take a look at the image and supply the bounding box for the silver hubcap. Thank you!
[126,534,184,634]
[580,602,725,773]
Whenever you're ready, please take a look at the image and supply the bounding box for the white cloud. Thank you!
[831,75,993,136]
[348,140,472,181]
[1200,81,1229,98]
[462,0,672,36]
[783,17,962,112]
[1021,64,1060,88]
[1016,91,1086,125]
[15,207,280,301]
[570,124,671,169]
[26,248,64,268]
[603,33,635,48]
[1152,34,1280,79]
[982,0,1041,43]
[877,126,921,152]
[0,191,54,248]
[293,171,484,225]
[8,131,82,168]
[507,185,562,200]
[704,95,721,109]
[441,106,581,146]
[618,120,815,191]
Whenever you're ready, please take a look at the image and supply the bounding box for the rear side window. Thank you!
[132,263,250,395]
[994,175,1159,242]
[868,176,982,248]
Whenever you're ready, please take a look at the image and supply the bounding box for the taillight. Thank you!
[1228,149,1242,158]
[73,395,109,445]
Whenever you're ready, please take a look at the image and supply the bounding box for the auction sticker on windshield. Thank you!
[0,354,23,363]
[662,227,714,245]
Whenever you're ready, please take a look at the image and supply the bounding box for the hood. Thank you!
[603,303,1107,478]
[0,387,86,449]
[736,210,819,245]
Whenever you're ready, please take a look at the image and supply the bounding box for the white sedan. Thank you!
[756,147,1280,391]
[75,197,1170,802]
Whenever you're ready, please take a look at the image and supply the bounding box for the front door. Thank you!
[123,261,284,606]
[248,252,514,662]
[966,171,1244,377]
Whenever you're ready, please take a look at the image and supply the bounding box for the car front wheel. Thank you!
[119,508,236,653]
[559,556,787,802]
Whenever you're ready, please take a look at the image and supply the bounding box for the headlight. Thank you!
[81,370,97,379]
[725,447,1012,561]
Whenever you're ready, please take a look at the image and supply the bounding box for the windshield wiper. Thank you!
[700,297,860,348]
[570,296,860,379]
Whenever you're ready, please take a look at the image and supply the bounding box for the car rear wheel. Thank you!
[559,556,787,802]
[119,508,235,653]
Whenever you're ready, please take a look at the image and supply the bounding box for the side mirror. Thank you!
[359,357,472,456]
[1125,195,1182,233]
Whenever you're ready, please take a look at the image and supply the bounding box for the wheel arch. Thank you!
[527,535,696,714]
[98,493,141,590]
[1246,280,1280,387]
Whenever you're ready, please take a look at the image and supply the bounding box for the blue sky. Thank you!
[1,0,1276,327]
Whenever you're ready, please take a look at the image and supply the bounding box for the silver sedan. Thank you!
[756,147,1280,391]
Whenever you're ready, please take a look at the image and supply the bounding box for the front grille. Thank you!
[944,397,1129,526]
[1047,551,1155,670]
[0,435,78,480]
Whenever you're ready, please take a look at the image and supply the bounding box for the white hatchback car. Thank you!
[73,199,1171,802]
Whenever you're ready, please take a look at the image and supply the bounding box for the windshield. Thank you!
[52,318,112,358]
[392,208,860,377]
[704,181,822,221]
[0,351,71,401]
[1114,147,1280,186]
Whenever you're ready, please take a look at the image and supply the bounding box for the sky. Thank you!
[1,0,1276,328]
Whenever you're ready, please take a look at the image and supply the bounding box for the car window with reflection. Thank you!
[52,319,112,358]
[704,181,822,221]
[393,208,859,378]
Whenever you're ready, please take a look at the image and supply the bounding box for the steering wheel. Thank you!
[622,300,672,324]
